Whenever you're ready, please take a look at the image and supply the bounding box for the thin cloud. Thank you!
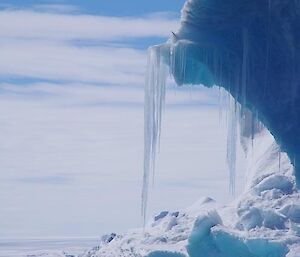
[0,82,219,109]
[0,10,179,41]
[0,8,178,84]
[14,175,72,185]
[32,4,81,14]
[0,39,146,84]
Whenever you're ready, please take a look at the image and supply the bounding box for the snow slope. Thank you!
[81,129,300,257]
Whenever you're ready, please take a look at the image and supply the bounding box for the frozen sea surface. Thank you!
[0,238,100,257]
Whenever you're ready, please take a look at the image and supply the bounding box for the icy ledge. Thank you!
[81,129,300,257]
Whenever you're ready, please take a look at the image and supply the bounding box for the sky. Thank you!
[0,0,246,238]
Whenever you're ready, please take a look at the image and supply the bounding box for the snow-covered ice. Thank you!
[82,129,300,257]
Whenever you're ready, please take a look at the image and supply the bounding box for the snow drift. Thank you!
[82,130,300,256]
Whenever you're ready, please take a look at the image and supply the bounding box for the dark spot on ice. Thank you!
[154,211,169,221]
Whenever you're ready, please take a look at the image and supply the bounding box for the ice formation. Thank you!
[143,46,168,223]
[226,98,238,195]
[169,0,300,181]
[80,0,300,256]
[142,0,300,224]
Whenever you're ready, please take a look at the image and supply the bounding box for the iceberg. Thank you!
[82,0,300,256]
[142,0,300,222]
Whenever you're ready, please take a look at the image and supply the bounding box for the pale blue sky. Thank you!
[0,0,245,238]
[2,0,185,16]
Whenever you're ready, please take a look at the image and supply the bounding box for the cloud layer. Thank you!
[0,8,178,84]
[0,10,179,41]
[0,41,146,84]
[0,5,231,239]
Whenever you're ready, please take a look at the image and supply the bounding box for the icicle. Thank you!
[279,150,281,172]
[218,87,223,125]
[170,43,187,84]
[224,90,230,126]
[241,28,248,112]
[226,96,238,196]
[251,112,255,149]
[263,0,271,99]
[294,155,296,176]
[142,46,168,225]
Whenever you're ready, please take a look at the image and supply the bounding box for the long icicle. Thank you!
[142,46,168,225]
[227,96,238,196]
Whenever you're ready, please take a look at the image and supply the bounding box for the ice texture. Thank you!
[154,0,300,186]
[226,98,238,195]
[147,251,186,257]
[142,0,300,215]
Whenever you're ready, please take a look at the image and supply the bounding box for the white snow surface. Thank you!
[0,238,99,257]
[81,129,300,257]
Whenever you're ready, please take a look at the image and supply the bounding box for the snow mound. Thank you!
[82,130,300,256]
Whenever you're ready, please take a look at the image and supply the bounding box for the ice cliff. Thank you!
[170,0,300,173]
[143,0,300,198]
[142,0,300,223]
